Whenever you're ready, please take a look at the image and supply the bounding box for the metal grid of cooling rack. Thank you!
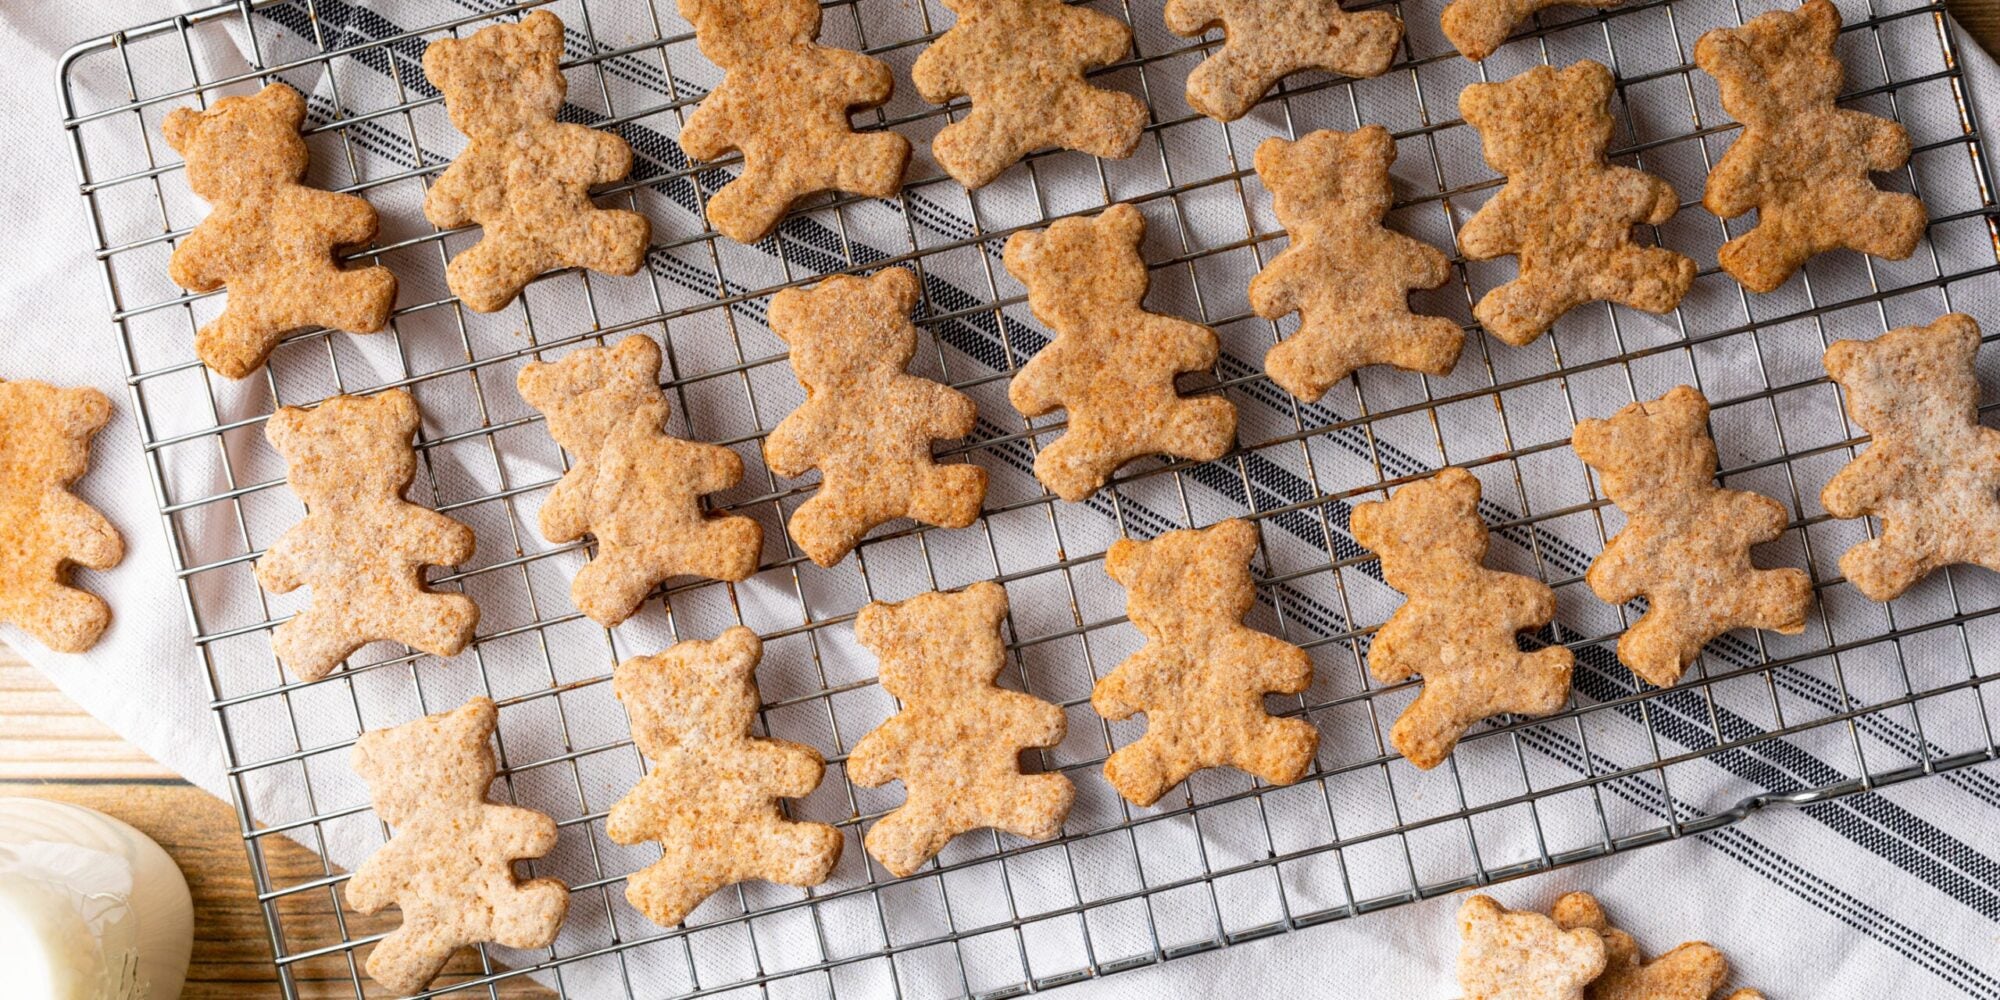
[55,0,2000,996]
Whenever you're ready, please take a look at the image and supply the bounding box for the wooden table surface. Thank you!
[5,10,1997,997]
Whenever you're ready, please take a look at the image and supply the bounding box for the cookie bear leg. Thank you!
[578,208,651,276]
[1185,49,1261,123]
[833,132,910,199]
[1719,221,1813,295]
[1057,88,1148,161]
[319,265,398,334]
[366,914,456,996]
[1103,734,1180,807]
[863,799,954,877]
[1616,606,1703,688]
[1032,426,1120,503]
[1265,332,1360,403]
[1747,568,1811,634]
[271,606,362,682]
[1157,396,1237,463]
[626,857,716,927]
[1839,535,1928,602]
[764,820,843,887]
[788,493,873,567]
[195,307,284,380]
[990,772,1073,841]
[573,544,658,626]
[1237,715,1317,786]
[1377,314,1465,378]
[932,110,1024,190]
[1602,246,1696,316]
[491,879,569,948]
[11,579,111,654]
[707,167,796,244]
[908,464,987,529]
[448,231,548,313]
[1474,277,1573,348]
[691,515,762,582]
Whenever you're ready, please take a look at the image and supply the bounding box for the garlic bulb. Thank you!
[0,798,193,1000]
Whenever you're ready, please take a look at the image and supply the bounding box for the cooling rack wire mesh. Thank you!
[53,0,2000,995]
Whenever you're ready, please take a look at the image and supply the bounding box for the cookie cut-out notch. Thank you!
[423,11,651,312]
[1457,894,1608,1000]
[1004,203,1238,502]
[677,0,910,243]
[1250,127,1462,401]
[518,335,763,627]
[1093,519,1318,806]
[347,697,568,996]
[0,380,123,653]
[1572,386,1811,687]
[1550,891,1759,1000]
[163,82,397,379]
[608,627,843,926]
[764,269,988,567]
[255,390,480,682]
[1458,61,1695,347]
[1697,0,1925,293]
[1441,0,1625,61]
[1350,468,1573,769]
[1164,0,1401,122]
[848,583,1073,877]
[1821,313,2000,601]
[911,0,1148,189]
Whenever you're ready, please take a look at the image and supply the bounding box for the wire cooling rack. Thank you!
[55,0,2000,996]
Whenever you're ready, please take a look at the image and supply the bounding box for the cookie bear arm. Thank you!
[1703,141,1763,220]
[925,382,978,440]
[1394,232,1453,290]
[762,410,818,479]
[1728,488,1791,539]
[829,47,895,106]
[584,124,636,186]
[678,98,734,162]
[539,472,593,544]
[407,509,476,567]
[1247,254,1305,320]
[317,190,381,248]
[755,740,826,799]
[345,842,404,913]
[253,526,311,595]
[845,717,909,788]
[1072,4,1134,67]
[168,226,230,292]
[1249,632,1312,695]
[1585,537,1645,605]
[489,804,560,858]
[1613,166,1680,227]
[1090,653,1159,721]
[1855,111,1913,174]
[1822,449,1893,518]
[689,440,746,494]
[424,158,484,230]
[1162,0,1222,35]
[52,493,124,569]
[908,33,964,104]
[1456,194,1519,260]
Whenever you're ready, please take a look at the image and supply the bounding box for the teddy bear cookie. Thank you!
[607,627,843,926]
[1164,0,1401,121]
[517,335,762,627]
[848,583,1073,877]
[164,82,397,379]
[1442,0,1625,61]
[911,0,1148,188]
[1457,894,1607,1000]
[0,380,123,653]
[423,11,651,312]
[1821,313,2000,601]
[1458,61,1695,347]
[1572,386,1811,687]
[678,0,910,243]
[347,697,568,995]
[1250,127,1462,401]
[1550,892,1758,1000]
[255,390,480,682]
[1350,468,1573,769]
[1005,204,1238,502]
[1696,0,1925,293]
[1093,519,1318,806]
[764,269,987,567]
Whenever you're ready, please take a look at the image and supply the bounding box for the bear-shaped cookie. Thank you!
[1165,0,1401,122]
[764,269,987,566]
[678,0,910,243]
[0,380,124,653]
[164,82,396,379]
[1550,892,1747,1000]
[423,11,651,312]
[608,627,842,926]
[1441,0,1625,62]
[1456,894,1607,1000]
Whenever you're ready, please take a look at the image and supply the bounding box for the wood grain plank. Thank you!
[1952,0,2000,54]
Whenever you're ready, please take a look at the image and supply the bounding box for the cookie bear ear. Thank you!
[872,267,921,312]
[1351,124,1396,166]
[162,106,202,155]
[1251,135,1293,185]
[1692,28,1744,79]
[378,388,422,439]
[1001,229,1044,278]
[712,626,763,680]
[1570,59,1614,106]
[1100,202,1146,249]
[58,387,112,440]
[256,82,307,129]
[1801,0,1842,47]
[421,37,460,93]
[523,9,565,54]
[1206,519,1260,565]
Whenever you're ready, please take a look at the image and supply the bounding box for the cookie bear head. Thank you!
[1107,520,1261,628]
[771,270,922,384]
[1004,204,1150,325]
[351,697,499,827]
[1462,60,1615,175]
[680,0,820,67]
[517,336,670,457]
[856,583,1009,701]
[1255,126,1397,225]
[266,390,421,501]
[1456,895,1607,999]
[614,627,762,759]
[424,10,569,140]
[0,381,112,485]
[163,83,309,199]
[1824,313,1982,440]
[1351,468,1487,592]
[1572,385,1718,509]
[1696,0,1843,123]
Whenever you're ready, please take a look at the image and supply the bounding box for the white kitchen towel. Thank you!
[4,0,1999,997]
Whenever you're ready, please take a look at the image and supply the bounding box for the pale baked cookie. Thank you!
[1572,386,1811,687]
[764,269,987,567]
[0,380,123,653]
[848,582,1073,877]
[1350,468,1573,769]
[1551,892,1761,1000]
[255,390,480,682]
[1093,519,1318,806]
[347,697,568,996]
[1457,894,1607,1000]
[1458,61,1695,347]
[1005,204,1238,502]
[1442,0,1625,61]
[1820,313,2000,601]
[1697,0,1925,293]
[423,12,651,312]
[1251,126,1461,401]
[911,0,1148,188]
[678,0,910,243]
[164,83,396,379]
[517,336,763,627]
[1164,0,1401,121]
[607,627,842,926]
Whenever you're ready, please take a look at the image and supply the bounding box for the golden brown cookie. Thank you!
[1820,313,2000,601]
[1551,892,1748,1000]
[0,380,123,653]
[1696,0,1925,293]
[678,0,910,243]
[848,583,1073,877]
[1004,204,1238,502]
[163,82,397,379]
[607,627,843,926]
[1350,468,1573,769]
[1164,0,1401,121]
[1572,386,1811,687]
[347,697,568,996]
[911,0,1148,188]
[1441,0,1624,61]
[1250,127,1462,401]
[255,390,480,682]
[764,269,988,567]
[1457,894,1608,1000]
[423,11,651,312]
[517,335,762,627]
[1093,519,1317,806]
[1458,61,1695,347]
